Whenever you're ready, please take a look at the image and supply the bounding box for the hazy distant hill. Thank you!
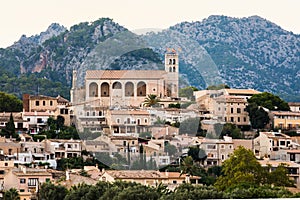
[0,16,300,101]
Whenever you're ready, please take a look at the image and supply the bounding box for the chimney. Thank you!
[22,166,26,174]
[66,170,70,181]
[22,94,30,112]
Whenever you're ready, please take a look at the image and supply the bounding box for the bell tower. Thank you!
[165,50,179,98]
[70,69,77,104]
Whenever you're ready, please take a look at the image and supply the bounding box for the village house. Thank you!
[22,94,71,127]
[108,109,151,137]
[98,169,200,189]
[0,112,28,134]
[3,165,52,200]
[254,131,292,158]
[270,111,300,130]
[44,139,82,159]
[199,136,234,166]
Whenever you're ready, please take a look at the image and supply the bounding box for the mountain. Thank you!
[146,15,300,101]
[0,16,300,101]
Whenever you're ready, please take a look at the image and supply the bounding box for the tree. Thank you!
[179,86,198,100]
[1,113,19,139]
[206,84,230,90]
[143,94,160,107]
[187,146,207,163]
[164,143,177,157]
[219,123,243,139]
[179,117,203,136]
[38,182,68,200]
[180,156,197,177]
[214,146,294,191]
[266,163,294,187]
[3,188,20,200]
[0,92,22,112]
[248,92,290,111]
[214,146,265,191]
[246,103,270,129]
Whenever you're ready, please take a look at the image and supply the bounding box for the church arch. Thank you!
[125,82,134,97]
[112,81,122,89]
[101,82,110,97]
[137,81,147,96]
[89,82,98,97]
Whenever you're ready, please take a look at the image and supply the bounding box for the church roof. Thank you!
[86,70,166,80]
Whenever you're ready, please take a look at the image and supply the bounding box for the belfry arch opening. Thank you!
[101,82,110,97]
[89,82,98,97]
[125,82,134,97]
[137,81,146,96]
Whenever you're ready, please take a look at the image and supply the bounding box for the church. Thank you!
[71,52,179,108]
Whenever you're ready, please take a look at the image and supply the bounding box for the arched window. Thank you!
[89,82,98,97]
[101,82,109,97]
[137,81,146,96]
[169,59,172,64]
[169,67,172,72]
[112,81,122,89]
[125,82,134,97]
[173,59,176,64]
[173,66,176,72]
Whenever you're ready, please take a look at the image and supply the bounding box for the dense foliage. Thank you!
[0,91,22,112]
[246,92,289,129]
[248,92,290,111]
[0,113,19,139]
[215,146,294,191]
[37,179,298,200]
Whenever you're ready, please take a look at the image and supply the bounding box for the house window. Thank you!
[27,118,30,122]
[4,162,8,166]
[50,101,53,106]
[28,178,38,186]
[172,180,177,184]
[221,154,225,160]
[220,145,225,149]
[123,141,126,146]
[144,118,148,123]
[116,118,120,124]
[280,141,285,146]
[207,144,216,149]
[35,101,39,106]
[231,117,234,122]
[231,108,234,113]
[43,101,46,106]
[37,118,43,123]
[237,108,241,113]
[237,117,240,122]
[20,179,26,184]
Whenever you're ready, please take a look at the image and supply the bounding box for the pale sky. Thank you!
[1,0,299,48]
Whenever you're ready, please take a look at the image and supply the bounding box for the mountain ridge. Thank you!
[0,15,299,101]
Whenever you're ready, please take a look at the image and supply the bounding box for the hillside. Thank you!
[160,15,300,101]
[0,16,300,101]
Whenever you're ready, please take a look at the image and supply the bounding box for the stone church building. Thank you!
[70,52,179,132]
[71,52,179,108]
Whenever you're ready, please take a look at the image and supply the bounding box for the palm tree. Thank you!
[143,94,159,107]
[3,188,20,200]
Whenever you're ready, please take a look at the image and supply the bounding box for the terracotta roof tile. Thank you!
[86,70,166,80]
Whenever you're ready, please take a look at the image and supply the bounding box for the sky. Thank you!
[1,0,300,48]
